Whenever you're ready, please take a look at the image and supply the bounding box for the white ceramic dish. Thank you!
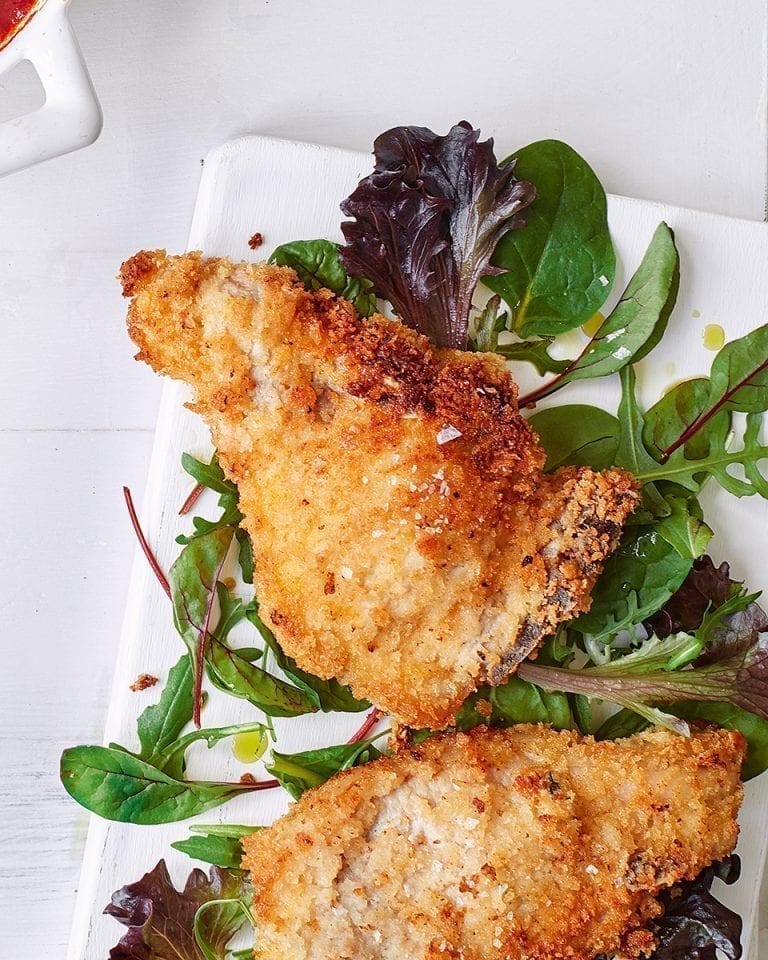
[0,0,101,178]
[66,135,768,958]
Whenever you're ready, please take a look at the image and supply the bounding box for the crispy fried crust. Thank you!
[241,725,745,960]
[122,251,639,727]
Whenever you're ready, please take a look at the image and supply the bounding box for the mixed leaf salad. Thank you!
[60,123,768,959]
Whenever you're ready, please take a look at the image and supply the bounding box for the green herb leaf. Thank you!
[266,735,386,801]
[182,453,239,499]
[487,139,615,338]
[172,824,262,870]
[170,526,237,726]
[136,655,195,760]
[270,239,376,316]
[245,602,369,713]
[105,860,248,960]
[528,404,619,471]
[60,745,263,824]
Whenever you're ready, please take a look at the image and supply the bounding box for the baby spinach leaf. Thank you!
[136,655,194,760]
[271,239,377,317]
[528,404,619,471]
[654,497,712,561]
[266,735,386,800]
[105,860,247,960]
[173,824,262,870]
[245,601,369,713]
[170,526,237,726]
[60,745,264,824]
[486,139,614,338]
[455,673,575,732]
[572,526,693,641]
[518,223,679,405]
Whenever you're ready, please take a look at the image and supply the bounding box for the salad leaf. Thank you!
[637,412,768,498]
[60,742,272,824]
[61,654,280,824]
[105,860,247,960]
[266,734,386,800]
[136,655,194,760]
[528,404,619,471]
[571,525,694,641]
[339,121,535,349]
[205,585,318,718]
[456,676,574,732]
[177,453,253,583]
[637,326,768,497]
[206,633,317,718]
[519,601,768,737]
[486,139,614,338]
[643,378,730,464]
[246,601,369,713]
[270,238,376,316]
[181,453,238,499]
[518,222,679,405]
[645,556,736,638]
[173,823,262,870]
[149,719,268,782]
[651,856,742,960]
[170,526,236,726]
[494,336,571,375]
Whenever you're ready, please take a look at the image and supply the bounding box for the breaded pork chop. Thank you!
[241,725,745,960]
[122,251,639,728]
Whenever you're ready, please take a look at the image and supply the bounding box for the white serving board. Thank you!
[67,136,768,959]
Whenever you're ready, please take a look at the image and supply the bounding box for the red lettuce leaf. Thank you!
[104,859,246,960]
[645,556,737,638]
[651,856,742,960]
[339,121,535,349]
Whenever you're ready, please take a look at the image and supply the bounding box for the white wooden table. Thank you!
[1,1,766,955]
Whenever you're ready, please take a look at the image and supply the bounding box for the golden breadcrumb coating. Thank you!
[241,724,745,960]
[122,251,639,728]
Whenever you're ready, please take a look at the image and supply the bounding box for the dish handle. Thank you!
[0,6,102,178]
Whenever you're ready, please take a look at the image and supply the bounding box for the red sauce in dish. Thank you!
[0,0,40,50]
